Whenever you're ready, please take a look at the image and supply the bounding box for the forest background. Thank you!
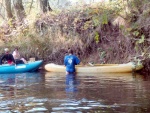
[0,0,150,74]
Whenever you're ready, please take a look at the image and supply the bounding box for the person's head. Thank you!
[68,49,73,54]
[4,48,9,53]
[14,47,18,51]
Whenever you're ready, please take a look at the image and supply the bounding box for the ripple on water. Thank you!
[0,72,150,113]
[0,110,12,113]
[25,102,44,107]
[25,107,48,113]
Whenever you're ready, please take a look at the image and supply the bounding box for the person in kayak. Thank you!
[12,47,27,64]
[0,48,16,65]
[64,49,80,74]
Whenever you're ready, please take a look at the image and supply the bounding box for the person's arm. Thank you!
[75,56,80,65]
[12,51,16,59]
[0,55,5,65]
[64,56,67,66]
[79,62,84,65]
[10,54,16,64]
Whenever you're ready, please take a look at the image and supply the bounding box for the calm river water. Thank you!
[0,72,150,113]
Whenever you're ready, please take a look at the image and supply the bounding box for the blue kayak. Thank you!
[0,60,43,74]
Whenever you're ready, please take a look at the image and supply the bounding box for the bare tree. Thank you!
[4,0,13,19]
[0,1,5,19]
[29,0,33,14]
[39,0,52,13]
[13,0,26,21]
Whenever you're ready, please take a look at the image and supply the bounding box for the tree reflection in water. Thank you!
[0,72,42,98]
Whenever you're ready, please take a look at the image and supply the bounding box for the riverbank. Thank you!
[0,1,150,75]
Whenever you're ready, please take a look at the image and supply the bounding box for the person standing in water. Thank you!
[64,49,80,74]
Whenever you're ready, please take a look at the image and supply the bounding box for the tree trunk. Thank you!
[13,0,26,21]
[29,0,33,14]
[4,0,13,19]
[39,0,52,13]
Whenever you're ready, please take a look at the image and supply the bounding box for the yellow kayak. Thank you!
[44,62,143,73]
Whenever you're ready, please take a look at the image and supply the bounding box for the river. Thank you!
[0,72,150,113]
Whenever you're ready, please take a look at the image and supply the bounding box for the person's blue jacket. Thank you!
[64,54,80,73]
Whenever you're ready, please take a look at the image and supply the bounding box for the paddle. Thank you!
[88,62,94,66]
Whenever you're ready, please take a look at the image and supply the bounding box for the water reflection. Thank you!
[0,72,45,113]
[0,72,42,99]
[0,72,150,112]
[65,73,78,93]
